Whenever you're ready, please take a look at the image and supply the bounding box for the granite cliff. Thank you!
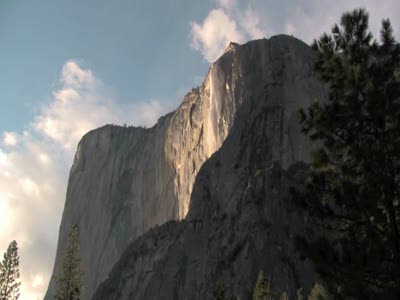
[46,35,326,299]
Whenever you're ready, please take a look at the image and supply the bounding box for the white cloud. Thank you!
[3,131,18,146]
[33,60,171,152]
[216,0,236,10]
[311,1,400,43]
[0,194,8,235]
[0,60,173,300]
[264,1,400,44]
[239,7,266,39]
[190,0,400,62]
[0,148,7,165]
[60,60,95,89]
[190,9,244,63]
[18,177,41,197]
[31,274,44,288]
[190,1,267,63]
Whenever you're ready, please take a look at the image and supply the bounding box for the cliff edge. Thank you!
[46,35,326,299]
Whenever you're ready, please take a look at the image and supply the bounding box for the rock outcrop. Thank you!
[46,35,326,300]
[46,35,241,299]
[91,35,327,300]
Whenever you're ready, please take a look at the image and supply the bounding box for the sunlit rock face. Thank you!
[46,35,326,300]
[91,35,326,300]
[45,36,242,300]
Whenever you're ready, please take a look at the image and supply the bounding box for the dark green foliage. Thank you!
[55,224,84,300]
[0,241,20,300]
[253,271,273,300]
[291,7,400,298]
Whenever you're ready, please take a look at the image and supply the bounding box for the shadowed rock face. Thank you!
[91,35,326,300]
[46,35,326,300]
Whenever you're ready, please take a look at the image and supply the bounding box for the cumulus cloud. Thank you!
[215,0,236,10]
[60,60,95,88]
[3,132,18,146]
[190,1,267,62]
[0,60,173,300]
[0,136,66,300]
[190,0,400,63]
[190,9,244,62]
[33,60,172,152]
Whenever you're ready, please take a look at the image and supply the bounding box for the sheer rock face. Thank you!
[45,35,241,300]
[46,35,326,300]
[91,36,326,299]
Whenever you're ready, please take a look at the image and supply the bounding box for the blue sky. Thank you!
[0,1,399,299]
[0,0,213,132]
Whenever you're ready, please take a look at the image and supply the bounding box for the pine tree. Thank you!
[308,283,331,300]
[0,240,20,300]
[54,224,84,300]
[291,8,400,298]
[296,288,305,300]
[252,271,273,300]
[279,291,289,300]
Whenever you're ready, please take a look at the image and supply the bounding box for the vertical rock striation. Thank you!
[45,36,242,300]
[92,35,326,299]
[46,35,326,300]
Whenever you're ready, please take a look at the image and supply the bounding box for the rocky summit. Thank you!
[45,35,326,300]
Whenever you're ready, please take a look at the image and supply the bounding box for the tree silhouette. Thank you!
[0,240,20,300]
[55,224,84,300]
[291,8,400,298]
[253,271,273,300]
